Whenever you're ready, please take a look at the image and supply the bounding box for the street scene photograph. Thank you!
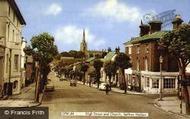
[1,0,190,119]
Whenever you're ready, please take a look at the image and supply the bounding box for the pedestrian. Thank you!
[105,83,110,95]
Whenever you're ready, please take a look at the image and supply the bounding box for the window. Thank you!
[14,55,19,71]
[6,54,9,73]
[164,78,175,88]
[12,30,15,42]
[145,58,148,71]
[146,77,150,87]
[146,45,149,53]
[137,59,140,71]
[13,80,18,89]
[152,79,159,88]
[128,47,132,55]
[13,13,16,22]
[8,6,11,16]
[137,46,140,54]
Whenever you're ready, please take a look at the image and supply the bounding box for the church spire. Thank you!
[83,29,85,42]
[80,29,88,56]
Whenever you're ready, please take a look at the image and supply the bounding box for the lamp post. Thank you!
[158,45,165,101]
[159,55,163,101]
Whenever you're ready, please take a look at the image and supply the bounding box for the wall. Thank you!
[0,0,24,95]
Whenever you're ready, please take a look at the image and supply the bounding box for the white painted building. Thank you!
[0,0,26,96]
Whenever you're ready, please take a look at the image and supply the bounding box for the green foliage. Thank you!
[24,45,34,55]
[54,59,80,76]
[80,62,89,73]
[104,61,117,77]
[25,32,58,93]
[93,59,103,71]
[160,24,190,75]
[93,59,103,88]
[31,32,58,64]
[108,47,112,52]
[60,50,85,58]
[160,24,190,111]
[115,53,132,70]
[102,52,108,58]
[60,52,71,57]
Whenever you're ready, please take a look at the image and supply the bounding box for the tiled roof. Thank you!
[125,31,168,45]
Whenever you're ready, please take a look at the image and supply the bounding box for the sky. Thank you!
[16,0,190,52]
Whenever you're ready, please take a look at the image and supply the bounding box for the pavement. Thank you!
[77,80,190,118]
[154,96,190,119]
[0,83,43,107]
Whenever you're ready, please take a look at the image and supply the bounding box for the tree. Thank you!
[108,47,112,52]
[115,53,132,93]
[61,51,71,57]
[104,61,117,90]
[93,59,103,88]
[75,51,85,58]
[80,62,89,84]
[28,33,58,102]
[160,24,190,113]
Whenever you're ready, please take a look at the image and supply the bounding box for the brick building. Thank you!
[124,16,184,94]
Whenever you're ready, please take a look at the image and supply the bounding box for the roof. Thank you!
[103,52,116,62]
[86,57,95,63]
[149,20,162,24]
[88,50,103,53]
[8,0,26,25]
[125,31,168,45]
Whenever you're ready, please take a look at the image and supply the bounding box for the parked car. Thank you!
[45,79,55,92]
[60,77,66,81]
[70,79,77,87]
[99,83,111,91]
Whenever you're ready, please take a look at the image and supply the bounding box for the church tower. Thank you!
[80,29,88,56]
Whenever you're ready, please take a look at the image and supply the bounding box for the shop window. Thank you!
[164,78,175,88]
[152,79,159,88]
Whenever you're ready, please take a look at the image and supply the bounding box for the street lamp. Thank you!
[159,55,163,101]
[157,45,165,101]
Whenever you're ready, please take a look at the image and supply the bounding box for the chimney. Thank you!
[172,15,183,29]
[139,20,150,36]
[148,20,162,34]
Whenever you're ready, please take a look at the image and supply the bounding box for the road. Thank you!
[41,72,183,119]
